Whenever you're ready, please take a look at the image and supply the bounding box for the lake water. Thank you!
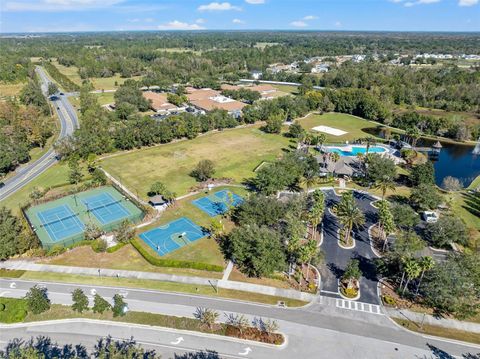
[418,140,480,188]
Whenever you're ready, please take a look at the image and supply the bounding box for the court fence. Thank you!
[131,238,224,272]
[23,185,146,251]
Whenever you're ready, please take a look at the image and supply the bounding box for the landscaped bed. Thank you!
[0,299,285,345]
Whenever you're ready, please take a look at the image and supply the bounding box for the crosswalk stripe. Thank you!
[335,299,383,315]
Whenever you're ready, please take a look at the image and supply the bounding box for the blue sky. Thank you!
[0,0,478,33]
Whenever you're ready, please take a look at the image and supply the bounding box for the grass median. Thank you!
[392,318,480,345]
[18,271,308,307]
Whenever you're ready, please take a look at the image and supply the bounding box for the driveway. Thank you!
[319,189,380,304]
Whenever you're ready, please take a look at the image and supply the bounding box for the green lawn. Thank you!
[100,126,292,198]
[0,297,28,323]
[90,75,142,91]
[298,113,383,143]
[272,84,299,95]
[468,175,480,190]
[51,60,83,85]
[1,163,69,213]
[393,318,480,345]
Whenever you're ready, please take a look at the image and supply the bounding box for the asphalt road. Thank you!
[0,66,78,202]
[320,189,380,304]
[1,279,479,358]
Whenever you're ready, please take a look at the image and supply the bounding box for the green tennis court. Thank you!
[25,186,144,249]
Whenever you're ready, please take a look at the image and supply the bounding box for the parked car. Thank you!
[0,182,5,189]
[422,211,439,223]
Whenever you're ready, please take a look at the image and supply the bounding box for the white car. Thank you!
[422,211,439,223]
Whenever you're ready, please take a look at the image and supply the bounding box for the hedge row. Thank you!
[43,61,80,92]
[106,242,128,253]
[130,238,223,272]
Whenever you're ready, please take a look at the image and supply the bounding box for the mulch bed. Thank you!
[225,325,284,345]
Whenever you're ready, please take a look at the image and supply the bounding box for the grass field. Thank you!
[393,318,480,345]
[100,126,292,198]
[298,113,382,143]
[0,82,25,97]
[51,60,83,85]
[1,163,69,213]
[0,297,28,323]
[90,75,142,91]
[272,84,299,95]
[468,175,480,190]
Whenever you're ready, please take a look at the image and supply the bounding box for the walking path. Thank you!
[384,307,480,334]
[222,260,234,281]
[0,260,315,303]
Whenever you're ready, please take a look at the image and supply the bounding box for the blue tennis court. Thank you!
[139,217,208,256]
[82,192,131,225]
[192,190,243,217]
[36,204,84,242]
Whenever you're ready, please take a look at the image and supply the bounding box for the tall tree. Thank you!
[336,191,365,246]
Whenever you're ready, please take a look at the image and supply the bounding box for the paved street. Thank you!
[318,189,380,304]
[1,279,479,358]
[0,66,78,201]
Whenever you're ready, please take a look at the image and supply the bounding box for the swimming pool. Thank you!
[326,146,387,156]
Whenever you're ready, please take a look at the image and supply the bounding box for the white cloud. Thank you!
[458,0,478,6]
[157,20,205,30]
[400,0,440,6]
[290,20,307,27]
[198,2,241,11]
[303,15,318,20]
[232,18,245,24]
[245,0,265,3]
[334,21,342,27]
[195,18,206,24]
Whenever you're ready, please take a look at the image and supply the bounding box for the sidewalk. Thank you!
[384,307,480,334]
[0,260,316,303]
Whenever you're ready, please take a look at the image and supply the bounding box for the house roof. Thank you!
[185,87,220,101]
[191,97,246,112]
[148,194,167,204]
[316,156,362,176]
[143,91,178,112]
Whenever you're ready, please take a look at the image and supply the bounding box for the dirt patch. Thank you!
[225,325,284,345]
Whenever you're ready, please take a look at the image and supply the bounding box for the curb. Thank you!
[0,318,288,349]
[368,224,382,258]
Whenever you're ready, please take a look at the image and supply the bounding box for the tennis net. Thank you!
[40,213,79,228]
[85,199,122,212]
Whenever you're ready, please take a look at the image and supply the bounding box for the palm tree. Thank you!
[342,259,362,290]
[402,258,421,294]
[374,175,396,200]
[301,173,318,193]
[377,200,395,251]
[364,137,376,155]
[330,152,340,166]
[406,126,421,147]
[336,192,365,246]
[415,256,435,296]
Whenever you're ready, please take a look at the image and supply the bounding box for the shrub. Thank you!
[106,242,127,253]
[342,287,358,298]
[92,294,110,314]
[0,303,5,311]
[25,285,50,314]
[130,238,223,272]
[382,295,396,306]
[112,294,127,317]
[91,239,108,253]
[46,245,66,257]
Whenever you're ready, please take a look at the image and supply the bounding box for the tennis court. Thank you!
[192,190,243,217]
[36,204,84,242]
[25,185,144,249]
[139,217,208,256]
[82,192,131,225]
